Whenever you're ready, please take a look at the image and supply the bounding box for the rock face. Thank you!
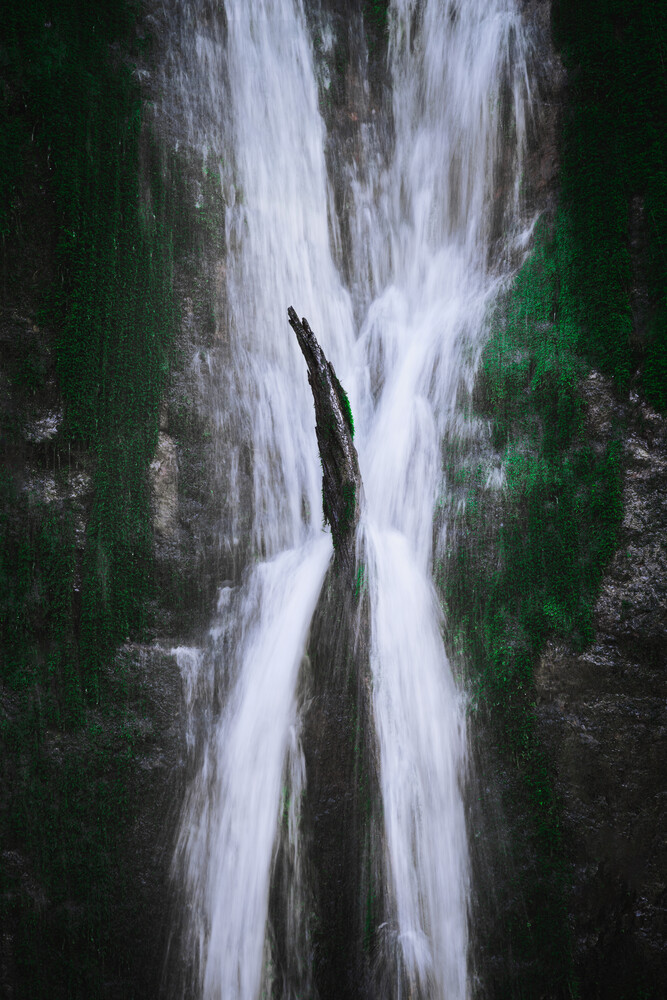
[461,375,667,1000]
[520,0,565,213]
[535,377,667,996]
[297,579,382,1000]
[150,430,179,537]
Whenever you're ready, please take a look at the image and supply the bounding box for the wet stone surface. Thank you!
[535,376,667,995]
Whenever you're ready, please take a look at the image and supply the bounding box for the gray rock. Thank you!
[150,431,179,538]
[534,380,667,993]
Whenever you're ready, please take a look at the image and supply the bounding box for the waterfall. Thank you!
[161,2,355,997]
[161,0,531,997]
[353,3,530,996]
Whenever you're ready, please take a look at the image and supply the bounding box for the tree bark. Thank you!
[288,306,362,570]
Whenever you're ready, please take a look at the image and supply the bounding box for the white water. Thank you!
[175,540,331,999]
[164,1,531,997]
[353,3,530,996]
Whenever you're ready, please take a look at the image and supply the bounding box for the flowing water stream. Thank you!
[161,1,531,996]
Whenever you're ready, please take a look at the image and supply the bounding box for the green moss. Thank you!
[355,562,366,600]
[442,217,623,995]
[340,389,355,439]
[363,0,389,56]
[331,369,355,439]
[25,12,179,693]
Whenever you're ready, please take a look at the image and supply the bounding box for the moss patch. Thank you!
[441,218,623,996]
[441,6,665,990]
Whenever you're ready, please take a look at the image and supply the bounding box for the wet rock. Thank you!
[103,643,188,999]
[150,430,179,537]
[534,380,667,995]
[295,569,384,1000]
[307,0,392,304]
[519,0,565,216]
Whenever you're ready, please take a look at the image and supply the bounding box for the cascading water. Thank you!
[352,3,530,996]
[162,0,531,997]
[162,2,356,997]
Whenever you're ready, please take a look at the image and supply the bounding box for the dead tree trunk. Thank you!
[271,309,385,999]
[288,306,362,570]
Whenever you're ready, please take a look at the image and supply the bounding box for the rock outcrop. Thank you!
[535,376,667,996]
[150,430,179,538]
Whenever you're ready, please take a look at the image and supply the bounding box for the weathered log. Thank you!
[288,306,362,568]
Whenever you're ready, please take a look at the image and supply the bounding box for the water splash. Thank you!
[174,540,331,999]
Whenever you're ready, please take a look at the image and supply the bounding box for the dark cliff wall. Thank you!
[443,1,666,997]
[534,2,666,994]
[0,3,201,995]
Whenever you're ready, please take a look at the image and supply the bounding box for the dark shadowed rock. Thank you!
[296,566,386,1000]
[534,374,667,997]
